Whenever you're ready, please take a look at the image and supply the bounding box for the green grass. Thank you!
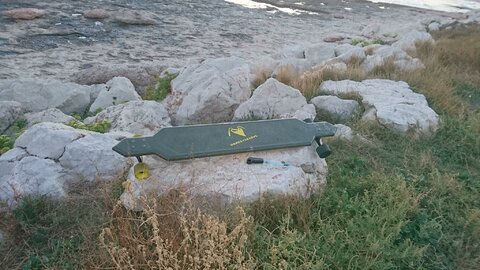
[351,38,385,47]
[0,119,28,154]
[65,119,111,133]
[143,73,177,101]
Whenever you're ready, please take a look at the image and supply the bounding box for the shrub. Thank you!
[144,73,177,101]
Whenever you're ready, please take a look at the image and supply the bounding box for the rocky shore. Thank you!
[1,0,479,210]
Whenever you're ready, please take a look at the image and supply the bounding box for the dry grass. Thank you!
[98,192,254,269]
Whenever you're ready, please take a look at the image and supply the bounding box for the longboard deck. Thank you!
[113,119,336,161]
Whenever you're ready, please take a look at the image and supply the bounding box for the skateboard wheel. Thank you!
[134,162,150,180]
[316,144,332,158]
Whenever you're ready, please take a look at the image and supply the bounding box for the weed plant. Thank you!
[144,73,177,101]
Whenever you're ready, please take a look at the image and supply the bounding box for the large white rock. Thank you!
[85,100,171,136]
[319,80,440,136]
[304,43,336,65]
[120,145,328,210]
[310,95,360,122]
[361,45,424,73]
[0,156,71,207]
[170,57,251,125]
[334,44,358,57]
[277,44,306,59]
[59,133,130,182]
[0,79,95,114]
[336,47,366,63]
[0,101,24,133]
[233,78,316,121]
[14,123,84,160]
[272,58,312,76]
[0,123,131,207]
[392,30,434,52]
[24,108,75,127]
[89,77,141,113]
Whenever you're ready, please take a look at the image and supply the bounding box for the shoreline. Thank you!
[0,0,469,83]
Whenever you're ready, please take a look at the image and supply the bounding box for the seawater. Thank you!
[366,0,480,13]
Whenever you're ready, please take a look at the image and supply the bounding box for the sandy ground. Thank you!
[0,0,462,82]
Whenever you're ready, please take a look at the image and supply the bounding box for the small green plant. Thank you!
[0,119,28,154]
[144,73,177,101]
[0,135,14,154]
[66,119,111,133]
[351,38,385,47]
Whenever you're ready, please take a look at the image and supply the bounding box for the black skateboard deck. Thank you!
[113,119,336,161]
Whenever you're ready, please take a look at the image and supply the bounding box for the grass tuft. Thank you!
[144,73,177,101]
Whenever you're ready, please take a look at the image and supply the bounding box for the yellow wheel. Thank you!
[134,162,150,180]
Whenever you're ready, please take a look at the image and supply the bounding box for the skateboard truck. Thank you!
[315,137,332,159]
[134,156,150,180]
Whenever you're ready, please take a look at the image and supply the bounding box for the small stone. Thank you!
[333,13,345,19]
[323,35,345,43]
[2,8,46,20]
[84,9,110,19]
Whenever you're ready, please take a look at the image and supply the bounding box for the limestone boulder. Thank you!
[310,95,359,122]
[24,108,75,127]
[392,30,434,52]
[14,123,84,160]
[0,101,24,133]
[336,46,366,63]
[89,77,141,113]
[0,123,131,207]
[319,79,440,136]
[361,45,424,73]
[170,57,251,125]
[0,156,71,207]
[59,133,130,182]
[334,44,358,57]
[85,100,171,136]
[304,43,336,65]
[272,58,312,76]
[277,44,306,59]
[0,79,95,114]
[233,78,316,121]
[120,145,328,210]
[72,64,165,95]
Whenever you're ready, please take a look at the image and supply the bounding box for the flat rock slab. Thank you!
[320,79,440,136]
[85,100,171,136]
[0,79,97,115]
[120,144,328,210]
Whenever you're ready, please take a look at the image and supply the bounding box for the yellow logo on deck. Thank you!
[228,126,258,147]
[228,126,247,137]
